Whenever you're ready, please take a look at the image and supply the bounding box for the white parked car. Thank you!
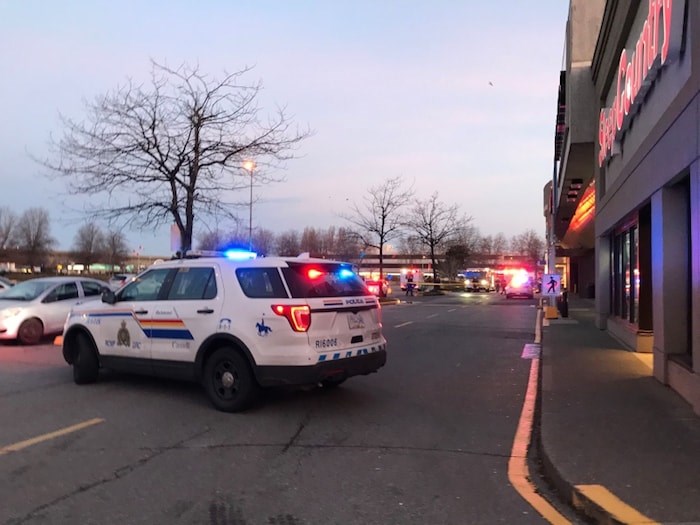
[0,277,109,344]
[60,251,388,412]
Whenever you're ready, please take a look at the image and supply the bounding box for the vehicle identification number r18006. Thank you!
[315,338,338,349]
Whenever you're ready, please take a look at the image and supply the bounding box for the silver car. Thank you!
[0,276,109,344]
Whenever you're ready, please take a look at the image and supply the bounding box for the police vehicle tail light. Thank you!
[367,283,380,295]
[272,305,311,332]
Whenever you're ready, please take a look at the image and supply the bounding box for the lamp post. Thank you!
[243,160,256,250]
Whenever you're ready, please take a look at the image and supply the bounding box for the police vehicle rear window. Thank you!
[282,262,366,298]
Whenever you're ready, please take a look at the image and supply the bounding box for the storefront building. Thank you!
[546,0,604,300]
[592,0,700,413]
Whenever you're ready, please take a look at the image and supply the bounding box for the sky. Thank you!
[1,0,569,256]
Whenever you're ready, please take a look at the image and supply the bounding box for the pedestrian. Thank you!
[405,273,414,296]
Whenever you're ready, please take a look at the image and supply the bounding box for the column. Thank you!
[651,183,690,382]
[595,233,610,329]
[691,161,700,373]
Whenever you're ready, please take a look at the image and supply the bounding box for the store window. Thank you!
[611,222,639,325]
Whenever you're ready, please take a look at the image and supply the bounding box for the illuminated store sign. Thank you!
[598,0,685,167]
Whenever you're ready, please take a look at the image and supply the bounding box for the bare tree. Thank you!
[478,234,494,255]
[443,224,481,271]
[300,227,322,255]
[40,60,311,253]
[197,229,226,251]
[0,207,17,250]
[492,232,509,254]
[73,223,106,272]
[276,230,300,256]
[333,227,362,261]
[343,176,414,279]
[511,229,545,263]
[404,193,471,282]
[252,228,275,256]
[398,234,422,256]
[104,229,129,272]
[14,208,55,269]
[318,226,337,256]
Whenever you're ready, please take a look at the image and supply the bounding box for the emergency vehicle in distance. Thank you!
[461,268,495,292]
[398,268,425,292]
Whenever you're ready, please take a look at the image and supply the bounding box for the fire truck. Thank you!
[461,268,495,292]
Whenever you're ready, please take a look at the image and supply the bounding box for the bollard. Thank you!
[558,289,569,318]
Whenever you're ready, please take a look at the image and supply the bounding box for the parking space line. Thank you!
[0,418,105,456]
[393,321,414,328]
[426,313,438,319]
[448,308,456,312]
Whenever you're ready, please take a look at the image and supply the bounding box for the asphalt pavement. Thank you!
[538,295,700,524]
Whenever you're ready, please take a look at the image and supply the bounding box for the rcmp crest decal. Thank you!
[117,320,131,347]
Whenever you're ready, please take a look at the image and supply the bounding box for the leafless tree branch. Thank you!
[37,60,312,252]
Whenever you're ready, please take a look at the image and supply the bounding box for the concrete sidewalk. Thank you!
[537,296,700,524]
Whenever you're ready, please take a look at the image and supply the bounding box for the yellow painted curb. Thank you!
[574,485,659,525]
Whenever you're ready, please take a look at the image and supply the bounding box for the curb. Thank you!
[536,432,627,525]
[535,312,627,525]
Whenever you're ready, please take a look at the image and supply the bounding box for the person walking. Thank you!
[405,273,414,297]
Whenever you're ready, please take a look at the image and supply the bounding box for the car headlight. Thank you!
[480,279,488,286]
[0,307,23,320]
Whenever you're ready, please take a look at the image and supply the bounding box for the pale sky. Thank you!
[1,0,568,256]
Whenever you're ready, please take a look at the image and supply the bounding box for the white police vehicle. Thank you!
[60,250,387,412]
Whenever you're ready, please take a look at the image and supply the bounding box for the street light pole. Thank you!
[243,160,256,251]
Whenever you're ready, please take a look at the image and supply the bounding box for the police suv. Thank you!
[60,251,387,412]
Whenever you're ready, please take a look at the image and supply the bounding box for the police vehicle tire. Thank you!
[73,332,99,384]
[18,318,43,345]
[203,347,259,412]
[321,377,346,389]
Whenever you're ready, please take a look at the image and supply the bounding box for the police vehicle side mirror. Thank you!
[102,289,117,305]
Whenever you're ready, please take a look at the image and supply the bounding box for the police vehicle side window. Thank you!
[119,268,170,301]
[236,268,287,298]
[167,267,217,300]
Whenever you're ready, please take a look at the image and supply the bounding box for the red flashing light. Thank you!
[307,268,324,280]
[272,304,311,332]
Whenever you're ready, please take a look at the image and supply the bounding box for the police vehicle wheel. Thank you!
[73,332,99,384]
[321,377,346,389]
[18,318,43,345]
[204,348,259,412]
